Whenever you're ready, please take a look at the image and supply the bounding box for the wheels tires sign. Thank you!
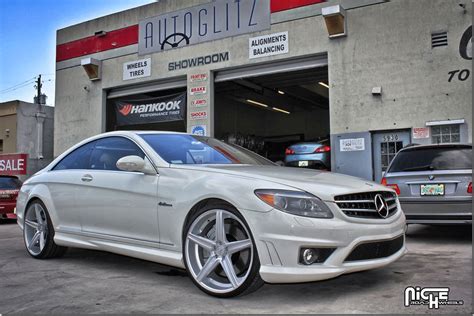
[115,93,186,126]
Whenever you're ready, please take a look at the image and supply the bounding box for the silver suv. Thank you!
[382,143,472,224]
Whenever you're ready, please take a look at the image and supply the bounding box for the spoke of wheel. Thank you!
[227,239,252,255]
[196,256,219,282]
[188,233,215,251]
[34,204,43,225]
[25,219,38,229]
[221,256,239,289]
[39,232,46,250]
[29,232,40,250]
[215,210,227,243]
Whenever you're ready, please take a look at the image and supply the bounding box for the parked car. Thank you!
[16,131,406,297]
[0,175,22,219]
[382,143,472,224]
[285,139,331,170]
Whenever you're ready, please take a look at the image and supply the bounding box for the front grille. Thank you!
[334,191,398,219]
[344,235,404,262]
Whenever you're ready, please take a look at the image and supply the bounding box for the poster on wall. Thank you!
[115,93,186,126]
[340,138,365,152]
[0,154,28,175]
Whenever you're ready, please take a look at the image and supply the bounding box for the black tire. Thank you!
[183,202,264,298]
[23,199,67,259]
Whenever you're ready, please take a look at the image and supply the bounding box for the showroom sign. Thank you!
[123,58,151,80]
[168,52,229,71]
[340,138,365,152]
[0,154,28,175]
[138,0,271,55]
[249,31,289,59]
[115,93,186,126]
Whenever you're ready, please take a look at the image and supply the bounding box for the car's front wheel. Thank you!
[23,200,67,259]
[183,203,263,297]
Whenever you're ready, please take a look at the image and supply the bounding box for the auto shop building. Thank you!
[55,0,472,182]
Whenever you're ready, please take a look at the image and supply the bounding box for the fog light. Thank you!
[302,248,319,265]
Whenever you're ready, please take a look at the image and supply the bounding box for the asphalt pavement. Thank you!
[0,221,471,314]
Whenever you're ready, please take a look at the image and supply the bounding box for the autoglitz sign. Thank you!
[138,0,271,55]
[115,93,186,126]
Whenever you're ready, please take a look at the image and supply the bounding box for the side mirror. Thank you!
[116,155,156,175]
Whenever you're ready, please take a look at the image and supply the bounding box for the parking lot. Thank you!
[0,221,471,314]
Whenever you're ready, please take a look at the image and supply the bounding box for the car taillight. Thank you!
[285,148,295,155]
[381,177,400,195]
[315,145,331,153]
[468,182,472,194]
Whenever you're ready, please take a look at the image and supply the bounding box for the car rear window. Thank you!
[0,177,22,189]
[388,147,472,172]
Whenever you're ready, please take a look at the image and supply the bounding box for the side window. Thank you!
[52,141,96,170]
[90,137,145,171]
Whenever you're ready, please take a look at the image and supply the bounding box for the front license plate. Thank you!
[298,161,309,167]
[421,184,445,196]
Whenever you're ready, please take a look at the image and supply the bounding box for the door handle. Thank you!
[81,174,93,182]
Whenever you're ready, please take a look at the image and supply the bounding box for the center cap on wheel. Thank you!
[215,244,228,257]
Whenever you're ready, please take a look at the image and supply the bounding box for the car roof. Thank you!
[400,143,472,152]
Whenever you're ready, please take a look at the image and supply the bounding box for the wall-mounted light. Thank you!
[322,5,347,38]
[81,58,102,81]
[372,86,382,96]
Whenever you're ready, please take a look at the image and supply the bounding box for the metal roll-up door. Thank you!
[107,76,187,99]
[214,54,328,83]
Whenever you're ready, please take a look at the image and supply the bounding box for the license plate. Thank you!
[421,184,445,196]
[298,161,309,167]
[0,194,9,199]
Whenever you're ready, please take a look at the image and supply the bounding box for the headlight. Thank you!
[255,189,333,219]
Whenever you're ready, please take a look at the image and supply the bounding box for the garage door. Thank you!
[214,54,328,82]
[107,76,187,99]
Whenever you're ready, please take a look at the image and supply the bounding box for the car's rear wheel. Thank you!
[23,200,67,259]
[183,203,264,297]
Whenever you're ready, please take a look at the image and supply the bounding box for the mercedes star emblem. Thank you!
[374,194,389,218]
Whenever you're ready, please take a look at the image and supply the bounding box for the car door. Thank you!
[45,140,97,233]
[78,136,160,244]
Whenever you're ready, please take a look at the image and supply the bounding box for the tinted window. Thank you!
[52,141,96,170]
[0,177,22,189]
[389,146,472,172]
[141,134,275,166]
[90,137,145,171]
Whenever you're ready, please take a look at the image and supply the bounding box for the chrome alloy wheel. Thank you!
[24,203,48,256]
[185,209,254,294]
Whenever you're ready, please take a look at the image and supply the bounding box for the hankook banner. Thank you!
[115,93,186,126]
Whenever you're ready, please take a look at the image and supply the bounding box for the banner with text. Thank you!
[115,93,186,126]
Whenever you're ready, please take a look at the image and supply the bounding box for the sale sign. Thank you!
[0,154,28,175]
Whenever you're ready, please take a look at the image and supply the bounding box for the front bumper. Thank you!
[243,202,407,283]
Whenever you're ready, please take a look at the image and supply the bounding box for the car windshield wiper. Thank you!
[402,165,435,172]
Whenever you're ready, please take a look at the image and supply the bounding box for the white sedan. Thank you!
[16,131,406,297]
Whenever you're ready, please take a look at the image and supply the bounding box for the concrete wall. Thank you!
[54,0,472,159]
[0,101,17,153]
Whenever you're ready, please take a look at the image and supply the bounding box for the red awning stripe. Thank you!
[56,0,325,62]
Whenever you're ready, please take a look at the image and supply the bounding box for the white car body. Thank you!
[16,131,406,294]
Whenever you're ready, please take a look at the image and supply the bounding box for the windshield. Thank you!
[0,177,22,190]
[140,134,275,166]
[388,146,472,172]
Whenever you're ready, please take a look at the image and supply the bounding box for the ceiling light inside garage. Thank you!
[246,99,269,108]
[272,107,290,114]
[319,82,329,89]
[277,90,285,95]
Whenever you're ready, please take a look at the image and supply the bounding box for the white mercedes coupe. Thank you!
[16,131,406,297]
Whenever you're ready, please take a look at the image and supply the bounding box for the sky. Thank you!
[0,0,155,106]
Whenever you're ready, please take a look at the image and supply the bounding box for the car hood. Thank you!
[173,164,392,201]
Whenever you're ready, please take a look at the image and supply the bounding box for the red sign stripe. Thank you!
[271,0,325,13]
[56,1,326,62]
[56,25,138,62]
